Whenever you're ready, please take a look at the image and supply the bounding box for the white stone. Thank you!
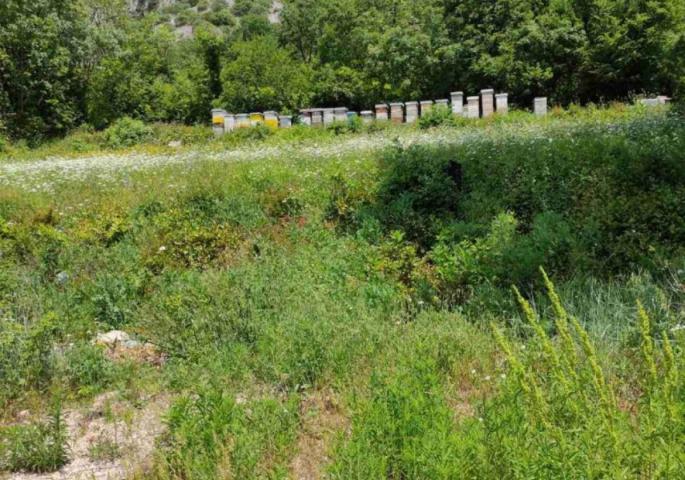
[55,271,69,284]
[96,330,131,346]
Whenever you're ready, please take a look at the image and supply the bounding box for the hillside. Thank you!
[1,105,684,478]
[127,0,282,24]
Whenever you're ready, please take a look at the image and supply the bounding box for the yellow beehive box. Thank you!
[264,111,279,129]
[249,113,264,126]
[211,108,226,125]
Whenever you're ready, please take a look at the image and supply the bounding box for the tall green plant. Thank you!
[488,269,684,477]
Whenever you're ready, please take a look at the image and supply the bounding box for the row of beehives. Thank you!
[211,90,549,134]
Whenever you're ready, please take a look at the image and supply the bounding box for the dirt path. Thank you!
[6,394,169,480]
[290,390,349,480]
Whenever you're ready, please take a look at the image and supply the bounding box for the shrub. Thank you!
[417,105,458,129]
[325,174,372,233]
[326,116,362,135]
[376,144,462,247]
[428,212,575,303]
[63,343,113,396]
[260,187,304,220]
[89,272,142,329]
[144,221,240,272]
[220,124,273,144]
[103,117,154,149]
[0,313,62,406]
[375,114,685,271]
[365,119,392,133]
[0,404,68,473]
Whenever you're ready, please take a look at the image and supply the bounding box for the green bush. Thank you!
[429,211,574,301]
[0,314,61,406]
[375,143,462,247]
[326,116,362,135]
[63,343,113,396]
[417,105,459,129]
[88,272,142,329]
[325,174,373,233]
[375,115,685,272]
[220,124,274,144]
[103,117,154,149]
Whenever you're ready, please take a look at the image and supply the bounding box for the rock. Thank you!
[123,339,142,348]
[17,410,31,423]
[96,330,131,346]
[168,140,182,148]
[55,271,69,284]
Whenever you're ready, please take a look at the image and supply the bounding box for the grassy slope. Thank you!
[1,106,684,478]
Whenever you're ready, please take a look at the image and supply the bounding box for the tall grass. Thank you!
[485,270,684,478]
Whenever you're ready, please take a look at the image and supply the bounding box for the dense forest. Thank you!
[1,0,684,142]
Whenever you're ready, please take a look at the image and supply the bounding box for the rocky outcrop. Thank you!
[127,0,174,15]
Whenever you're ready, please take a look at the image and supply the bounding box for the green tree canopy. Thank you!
[219,36,313,113]
[0,0,89,140]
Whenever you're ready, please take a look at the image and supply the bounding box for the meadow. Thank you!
[1,105,684,479]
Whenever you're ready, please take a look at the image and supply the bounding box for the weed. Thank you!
[0,403,68,473]
[88,437,122,462]
[486,270,685,477]
[158,388,299,479]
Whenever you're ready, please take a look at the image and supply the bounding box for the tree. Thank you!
[219,37,313,113]
[577,0,685,100]
[0,0,89,140]
[279,0,325,63]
